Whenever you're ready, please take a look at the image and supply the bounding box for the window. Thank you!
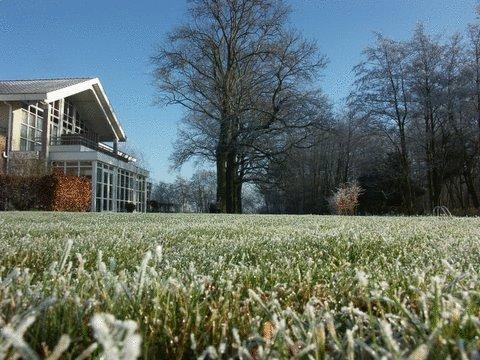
[90,162,148,213]
[66,161,79,176]
[20,103,43,151]
[62,99,88,135]
[116,169,136,212]
[51,161,92,179]
[50,101,61,140]
[62,100,74,133]
[79,161,92,178]
[96,163,115,212]
[116,170,146,212]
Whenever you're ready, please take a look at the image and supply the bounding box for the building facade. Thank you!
[0,78,149,212]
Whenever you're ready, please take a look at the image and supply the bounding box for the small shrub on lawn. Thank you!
[331,181,364,215]
[125,202,136,212]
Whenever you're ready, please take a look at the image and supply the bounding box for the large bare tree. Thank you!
[153,0,327,213]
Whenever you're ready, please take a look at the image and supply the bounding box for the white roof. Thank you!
[0,78,126,141]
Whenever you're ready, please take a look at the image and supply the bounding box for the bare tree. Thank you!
[153,0,287,213]
[468,7,480,139]
[408,24,446,211]
[150,169,216,213]
[464,11,480,211]
[350,33,415,213]
[153,0,327,213]
[189,170,216,212]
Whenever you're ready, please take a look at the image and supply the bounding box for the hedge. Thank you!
[0,171,91,212]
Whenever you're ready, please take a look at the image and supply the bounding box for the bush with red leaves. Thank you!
[0,171,91,212]
[331,181,364,215]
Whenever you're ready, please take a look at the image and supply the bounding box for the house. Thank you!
[0,78,149,212]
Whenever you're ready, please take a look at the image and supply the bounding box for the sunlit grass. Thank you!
[0,213,479,358]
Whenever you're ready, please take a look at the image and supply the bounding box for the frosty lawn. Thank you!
[0,213,479,358]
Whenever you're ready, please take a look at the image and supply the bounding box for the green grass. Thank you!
[0,213,479,359]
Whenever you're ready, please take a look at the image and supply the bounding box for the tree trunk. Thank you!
[425,107,441,211]
[464,166,480,210]
[216,144,228,213]
[425,114,435,211]
[225,150,236,213]
[236,179,243,214]
[400,161,414,214]
[399,125,414,214]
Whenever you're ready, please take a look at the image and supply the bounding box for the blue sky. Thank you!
[0,0,477,182]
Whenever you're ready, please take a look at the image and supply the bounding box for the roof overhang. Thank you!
[0,78,126,141]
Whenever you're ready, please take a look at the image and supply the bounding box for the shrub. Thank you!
[49,171,92,212]
[148,200,159,212]
[125,202,136,213]
[0,171,91,212]
[0,175,52,210]
[0,134,6,174]
[209,202,219,213]
[331,181,364,215]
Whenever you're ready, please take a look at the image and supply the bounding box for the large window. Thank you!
[51,161,93,178]
[137,176,146,212]
[116,169,135,212]
[50,100,61,138]
[20,103,43,151]
[22,100,91,150]
[96,163,115,212]
[94,162,147,212]
[63,99,88,135]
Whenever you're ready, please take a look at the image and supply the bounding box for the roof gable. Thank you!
[0,77,126,142]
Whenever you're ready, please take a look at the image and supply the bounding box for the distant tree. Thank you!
[151,181,176,205]
[150,170,218,213]
[349,20,480,215]
[240,184,263,214]
[172,176,191,213]
[350,34,415,213]
[463,20,480,209]
[189,170,216,212]
[155,4,480,216]
[407,24,445,211]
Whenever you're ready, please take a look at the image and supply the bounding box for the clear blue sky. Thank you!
[0,0,477,182]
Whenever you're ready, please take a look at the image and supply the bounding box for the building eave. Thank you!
[0,93,46,101]
[91,81,127,141]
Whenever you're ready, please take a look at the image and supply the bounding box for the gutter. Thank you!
[2,101,13,172]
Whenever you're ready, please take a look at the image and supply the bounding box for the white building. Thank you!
[0,78,149,212]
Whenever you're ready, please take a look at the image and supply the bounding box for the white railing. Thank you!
[50,134,137,163]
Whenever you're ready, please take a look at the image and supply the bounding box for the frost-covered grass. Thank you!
[0,213,479,359]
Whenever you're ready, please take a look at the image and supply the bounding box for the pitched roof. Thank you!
[0,78,93,95]
[0,77,126,142]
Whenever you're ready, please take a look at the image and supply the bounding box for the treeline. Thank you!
[262,22,480,215]
[352,23,480,215]
[149,170,260,213]
[150,170,216,213]
[153,0,480,215]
